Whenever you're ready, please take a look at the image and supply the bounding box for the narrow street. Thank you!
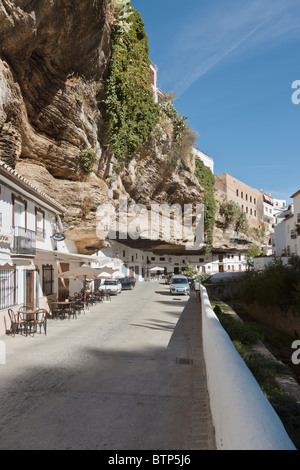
[0,281,215,450]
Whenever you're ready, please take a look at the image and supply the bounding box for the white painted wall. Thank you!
[200,284,296,450]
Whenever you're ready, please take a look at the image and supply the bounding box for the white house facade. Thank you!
[271,189,300,258]
[99,241,247,280]
[0,161,104,336]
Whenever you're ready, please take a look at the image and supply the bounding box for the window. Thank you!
[0,265,17,309]
[236,189,239,196]
[43,265,54,296]
[250,196,252,203]
[241,192,243,199]
[14,200,26,228]
[35,208,45,238]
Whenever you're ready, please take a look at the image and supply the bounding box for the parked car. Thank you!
[170,275,190,295]
[125,276,136,283]
[120,278,135,290]
[99,279,122,295]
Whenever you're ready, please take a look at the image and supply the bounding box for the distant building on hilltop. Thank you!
[193,148,214,174]
[150,62,165,104]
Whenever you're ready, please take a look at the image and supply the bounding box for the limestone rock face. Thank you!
[0,0,110,178]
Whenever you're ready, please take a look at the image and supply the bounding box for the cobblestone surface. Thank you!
[0,282,215,450]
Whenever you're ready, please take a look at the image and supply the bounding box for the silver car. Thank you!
[170,275,190,295]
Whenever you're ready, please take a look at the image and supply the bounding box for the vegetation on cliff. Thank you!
[105,1,160,161]
[219,199,248,233]
[194,158,216,253]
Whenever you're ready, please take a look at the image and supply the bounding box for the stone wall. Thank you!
[242,302,300,337]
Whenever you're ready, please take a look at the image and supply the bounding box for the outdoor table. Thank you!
[51,301,77,320]
[17,310,36,336]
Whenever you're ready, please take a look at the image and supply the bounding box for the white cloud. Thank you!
[167,0,300,96]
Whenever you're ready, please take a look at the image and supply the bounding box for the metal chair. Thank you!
[49,300,65,320]
[18,305,32,312]
[73,299,85,315]
[33,309,47,335]
[65,304,77,320]
[7,309,26,336]
[18,311,35,336]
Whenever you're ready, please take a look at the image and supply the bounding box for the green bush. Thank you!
[213,305,222,315]
[79,146,97,174]
[194,158,216,254]
[241,257,300,314]
[217,312,265,346]
[219,199,249,233]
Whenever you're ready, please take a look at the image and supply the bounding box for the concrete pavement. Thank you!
[0,281,215,450]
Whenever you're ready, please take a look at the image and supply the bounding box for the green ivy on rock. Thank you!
[105,4,160,161]
[194,158,216,254]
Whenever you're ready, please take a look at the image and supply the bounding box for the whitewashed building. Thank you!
[271,190,300,258]
[262,192,287,232]
[101,240,247,280]
[0,161,103,335]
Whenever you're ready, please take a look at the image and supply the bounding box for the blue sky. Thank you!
[131,0,300,204]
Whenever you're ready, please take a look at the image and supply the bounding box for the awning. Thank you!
[0,254,15,267]
[35,249,121,267]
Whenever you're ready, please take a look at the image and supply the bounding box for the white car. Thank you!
[99,279,122,295]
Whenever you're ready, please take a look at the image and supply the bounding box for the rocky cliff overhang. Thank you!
[0,1,262,256]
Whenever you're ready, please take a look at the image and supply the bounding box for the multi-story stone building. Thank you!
[215,173,264,228]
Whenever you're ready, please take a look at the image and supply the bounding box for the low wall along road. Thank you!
[200,284,296,450]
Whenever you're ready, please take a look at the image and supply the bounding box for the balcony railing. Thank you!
[12,226,36,256]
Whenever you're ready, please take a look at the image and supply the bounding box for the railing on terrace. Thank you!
[12,226,36,256]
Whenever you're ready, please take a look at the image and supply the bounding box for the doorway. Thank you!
[24,270,35,309]
[58,263,70,300]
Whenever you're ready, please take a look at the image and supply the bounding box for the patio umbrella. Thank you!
[112,271,125,278]
[58,265,100,300]
[98,272,112,279]
[149,266,165,271]
[97,267,118,275]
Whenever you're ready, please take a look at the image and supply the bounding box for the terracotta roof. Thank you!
[0,160,66,213]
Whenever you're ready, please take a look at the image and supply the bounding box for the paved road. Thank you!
[0,281,215,450]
